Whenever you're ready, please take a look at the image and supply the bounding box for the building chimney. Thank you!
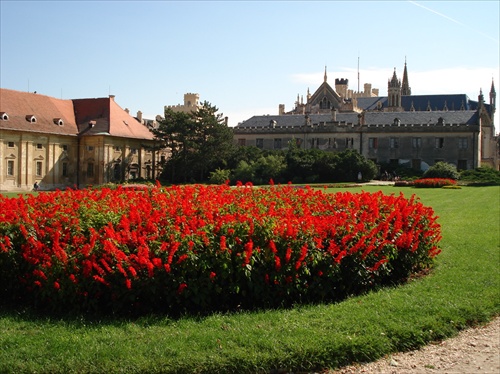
[331,108,337,122]
[279,104,285,115]
[109,95,115,101]
[124,108,130,114]
[137,111,143,123]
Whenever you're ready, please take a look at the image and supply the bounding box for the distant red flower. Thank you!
[177,283,188,294]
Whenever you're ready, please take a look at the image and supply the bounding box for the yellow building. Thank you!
[0,89,167,191]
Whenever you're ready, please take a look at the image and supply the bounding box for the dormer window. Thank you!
[0,112,8,120]
[26,115,37,123]
[53,118,64,126]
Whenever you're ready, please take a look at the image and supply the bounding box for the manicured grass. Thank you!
[0,186,498,373]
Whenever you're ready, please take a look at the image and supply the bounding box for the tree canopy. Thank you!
[152,102,234,183]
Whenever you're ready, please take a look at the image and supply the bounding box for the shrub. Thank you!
[209,168,231,185]
[423,162,460,180]
[413,178,457,188]
[460,167,500,186]
[0,184,442,316]
[333,149,378,182]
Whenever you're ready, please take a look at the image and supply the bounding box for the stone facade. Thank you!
[234,64,498,171]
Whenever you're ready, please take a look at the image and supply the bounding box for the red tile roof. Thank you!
[73,96,154,139]
[0,88,154,140]
[0,88,78,135]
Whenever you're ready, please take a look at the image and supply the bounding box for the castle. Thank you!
[233,62,498,172]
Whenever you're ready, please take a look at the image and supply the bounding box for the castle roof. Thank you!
[235,109,478,129]
[356,94,482,112]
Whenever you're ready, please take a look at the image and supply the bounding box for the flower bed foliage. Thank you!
[413,178,458,188]
[394,180,414,187]
[0,183,442,316]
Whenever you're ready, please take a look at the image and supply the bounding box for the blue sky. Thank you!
[1,1,499,131]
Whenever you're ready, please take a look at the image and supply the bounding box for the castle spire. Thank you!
[401,58,411,96]
[324,66,327,83]
[489,79,496,119]
[490,78,496,107]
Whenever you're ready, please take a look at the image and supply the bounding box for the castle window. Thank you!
[131,148,138,155]
[87,162,94,178]
[320,98,331,109]
[36,143,43,150]
[62,162,68,177]
[26,115,37,123]
[0,112,8,120]
[8,141,14,148]
[368,138,378,149]
[86,146,94,152]
[53,118,64,126]
[238,139,246,146]
[412,137,421,148]
[457,160,467,170]
[390,137,399,149]
[7,160,14,176]
[256,138,263,149]
[458,138,468,149]
[62,145,68,151]
[36,161,43,176]
[274,138,282,149]
[435,138,444,149]
[114,164,121,181]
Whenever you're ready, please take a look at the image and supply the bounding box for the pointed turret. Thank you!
[324,66,328,83]
[401,58,411,96]
[490,78,496,112]
[387,68,402,110]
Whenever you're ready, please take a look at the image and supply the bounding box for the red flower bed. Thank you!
[0,183,442,315]
[413,178,457,188]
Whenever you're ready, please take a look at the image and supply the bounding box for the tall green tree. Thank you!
[152,102,234,183]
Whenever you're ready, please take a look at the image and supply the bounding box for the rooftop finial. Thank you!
[324,66,327,83]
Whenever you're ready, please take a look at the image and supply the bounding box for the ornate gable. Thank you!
[307,81,343,112]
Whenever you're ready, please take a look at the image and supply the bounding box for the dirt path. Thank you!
[331,317,500,373]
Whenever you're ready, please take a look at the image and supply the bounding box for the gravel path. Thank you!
[331,317,500,374]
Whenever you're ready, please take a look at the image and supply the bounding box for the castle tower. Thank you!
[335,78,348,99]
[388,68,402,110]
[401,59,411,96]
[184,93,199,108]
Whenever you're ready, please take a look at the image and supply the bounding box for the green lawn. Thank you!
[0,186,498,373]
